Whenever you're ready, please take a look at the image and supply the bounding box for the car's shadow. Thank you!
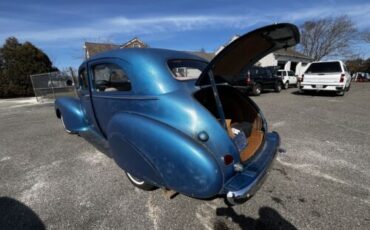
[291,90,339,97]
[0,196,45,230]
[214,206,297,230]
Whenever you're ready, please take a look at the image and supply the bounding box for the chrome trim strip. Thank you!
[92,95,158,100]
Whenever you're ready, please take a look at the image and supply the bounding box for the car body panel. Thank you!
[278,70,298,86]
[54,23,297,203]
[54,97,87,132]
[231,66,283,93]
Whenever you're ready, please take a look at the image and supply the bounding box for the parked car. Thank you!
[54,23,299,205]
[300,61,351,96]
[277,70,298,89]
[352,72,370,82]
[230,66,284,96]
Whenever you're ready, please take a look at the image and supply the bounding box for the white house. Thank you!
[257,49,313,76]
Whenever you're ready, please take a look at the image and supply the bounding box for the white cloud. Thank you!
[1,3,369,43]
[0,15,263,42]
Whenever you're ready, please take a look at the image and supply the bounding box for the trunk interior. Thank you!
[194,85,265,162]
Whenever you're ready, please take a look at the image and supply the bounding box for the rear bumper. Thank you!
[224,132,280,205]
[300,83,345,91]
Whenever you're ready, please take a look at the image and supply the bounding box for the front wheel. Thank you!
[252,84,262,96]
[126,172,157,191]
[274,82,282,92]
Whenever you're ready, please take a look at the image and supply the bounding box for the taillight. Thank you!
[340,74,345,83]
[246,71,251,84]
[223,154,234,165]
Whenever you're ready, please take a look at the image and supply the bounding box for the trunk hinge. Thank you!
[208,70,226,129]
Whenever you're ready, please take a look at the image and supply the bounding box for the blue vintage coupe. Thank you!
[55,23,299,205]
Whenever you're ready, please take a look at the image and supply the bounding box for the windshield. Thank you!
[168,59,208,80]
[305,62,342,74]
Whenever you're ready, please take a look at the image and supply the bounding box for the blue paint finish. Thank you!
[107,113,223,198]
[54,24,299,202]
[223,132,280,193]
[54,97,87,132]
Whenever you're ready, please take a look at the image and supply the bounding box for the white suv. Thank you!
[300,61,351,96]
[277,70,298,89]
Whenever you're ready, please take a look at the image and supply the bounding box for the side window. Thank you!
[288,71,295,76]
[79,68,89,90]
[343,64,348,72]
[92,63,131,92]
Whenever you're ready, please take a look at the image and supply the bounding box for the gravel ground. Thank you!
[0,83,369,230]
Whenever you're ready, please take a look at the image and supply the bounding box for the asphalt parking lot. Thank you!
[0,83,369,230]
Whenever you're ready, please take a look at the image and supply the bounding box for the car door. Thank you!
[77,65,99,130]
[262,68,275,87]
[288,71,297,84]
[88,58,133,137]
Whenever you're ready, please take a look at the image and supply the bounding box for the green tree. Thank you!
[0,37,53,98]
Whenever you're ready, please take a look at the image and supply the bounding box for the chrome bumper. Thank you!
[225,132,280,205]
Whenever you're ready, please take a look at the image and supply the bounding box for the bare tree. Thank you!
[363,31,370,43]
[299,16,357,61]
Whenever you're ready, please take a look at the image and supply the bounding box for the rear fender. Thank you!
[54,97,87,133]
[107,112,224,198]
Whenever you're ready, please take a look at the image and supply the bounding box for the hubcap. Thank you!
[61,116,71,133]
[127,173,145,185]
[256,86,261,94]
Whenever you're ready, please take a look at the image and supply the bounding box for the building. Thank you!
[257,49,314,76]
[84,37,148,59]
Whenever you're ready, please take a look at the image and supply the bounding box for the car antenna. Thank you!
[208,70,226,129]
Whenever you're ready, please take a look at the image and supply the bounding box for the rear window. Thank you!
[168,59,208,80]
[305,62,342,74]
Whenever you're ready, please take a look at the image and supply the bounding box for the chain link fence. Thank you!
[30,71,78,102]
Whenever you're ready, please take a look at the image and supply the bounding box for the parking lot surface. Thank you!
[0,83,369,230]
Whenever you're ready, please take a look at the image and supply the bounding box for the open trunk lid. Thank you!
[196,23,300,86]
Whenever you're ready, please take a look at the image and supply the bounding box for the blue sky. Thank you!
[1,0,370,69]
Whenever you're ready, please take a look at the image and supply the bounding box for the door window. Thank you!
[79,68,89,90]
[92,63,131,92]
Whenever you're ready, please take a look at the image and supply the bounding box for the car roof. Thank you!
[79,48,208,95]
[81,48,207,67]
[311,60,343,64]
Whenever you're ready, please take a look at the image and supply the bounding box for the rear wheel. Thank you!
[346,84,351,92]
[274,82,282,92]
[126,172,157,191]
[283,81,289,89]
[337,90,345,96]
[252,84,262,96]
